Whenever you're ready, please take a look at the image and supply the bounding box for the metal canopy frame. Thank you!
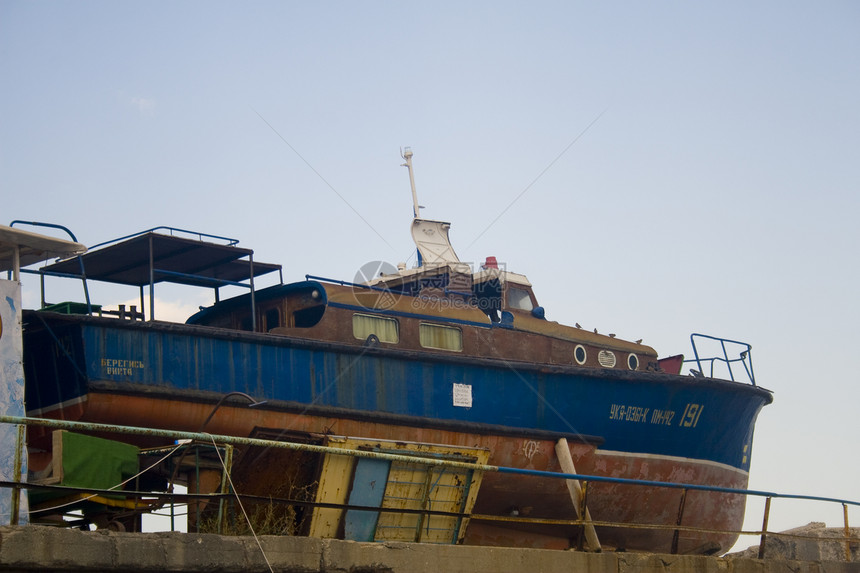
[34,227,282,328]
[1,222,87,281]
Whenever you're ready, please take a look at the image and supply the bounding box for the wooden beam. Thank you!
[555,438,601,551]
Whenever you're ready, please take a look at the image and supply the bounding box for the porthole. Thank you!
[597,349,617,368]
[574,344,587,365]
[627,353,639,371]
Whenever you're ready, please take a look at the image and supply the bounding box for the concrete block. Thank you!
[321,539,620,573]
[617,553,731,573]
[254,534,324,573]
[112,530,168,571]
[0,526,114,570]
[155,532,249,572]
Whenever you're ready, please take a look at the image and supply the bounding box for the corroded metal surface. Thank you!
[22,391,753,553]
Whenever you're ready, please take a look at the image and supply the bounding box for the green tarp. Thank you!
[58,431,139,491]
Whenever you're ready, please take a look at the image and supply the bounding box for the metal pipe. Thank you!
[2,415,859,510]
[758,496,772,559]
[6,220,88,311]
[86,226,240,252]
[1,415,496,473]
[148,234,155,321]
[577,480,589,551]
[720,339,734,381]
[77,252,91,315]
[401,147,420,219]
[671,487,688,554]
[9,425,24,525]
[249,254,256,332]
[193,443,200,531]
[155,268,254,289]
[12,245,20,283]
[216,444,234,534]
[687,333,756,386]
[198,392,267,432]
[9,220,79,242]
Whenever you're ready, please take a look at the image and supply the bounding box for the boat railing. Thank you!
[307,274,476,304]
[10,224,243,317]
[9,220,95,312]
[9,220,81,243]
[684,333,756,386]
[86,226,241,251]
[12,224,282,327]
[306,274,398,295]
[2,415,856,559]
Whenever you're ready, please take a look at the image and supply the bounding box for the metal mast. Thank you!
[401,147,421,219]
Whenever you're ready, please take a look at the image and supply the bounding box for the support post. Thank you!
[758,496,772,559]
[216,444,234,534]
[671,487,688,554]
[576,480,589,551]
[555,438,600,551]
[148,234,155,321]
[9,424,25,525]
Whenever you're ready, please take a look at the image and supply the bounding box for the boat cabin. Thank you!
[182,214,659,372]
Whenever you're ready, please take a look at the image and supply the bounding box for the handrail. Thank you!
[4,414,855,506]
[307,274,474,301]
[23,226,259,325]
[87,226,241,251]
[9,220,93,313]
[1,414,857,558]
[306,274,402,296]
[684,333,756,386]
[8,220,80,243]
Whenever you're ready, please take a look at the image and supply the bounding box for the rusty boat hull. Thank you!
[24,309,771,553]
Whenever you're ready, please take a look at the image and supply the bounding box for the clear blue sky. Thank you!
[2,1,858,545]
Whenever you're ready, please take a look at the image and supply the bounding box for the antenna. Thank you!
[401,147,421,219]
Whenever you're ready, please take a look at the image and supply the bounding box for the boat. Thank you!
[15,150,772,553]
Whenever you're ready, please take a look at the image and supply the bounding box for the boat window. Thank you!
[507,287,534,311]
[353,313,399,344]
[627,353,639,371]
[264,308,280,331]
[419,323,463,352]
[473,278,502,322]
[293,305,325,328]
[574,344,587,365]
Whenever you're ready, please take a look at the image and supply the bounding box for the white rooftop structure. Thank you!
[0,225,87,280]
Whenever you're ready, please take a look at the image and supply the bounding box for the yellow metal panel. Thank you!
[309,436,489,544]
[375,461,476,543]
[308,451,356,538]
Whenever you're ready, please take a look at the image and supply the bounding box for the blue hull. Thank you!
[24,312,772,471]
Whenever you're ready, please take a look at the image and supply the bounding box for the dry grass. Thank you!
[199,481,318,536]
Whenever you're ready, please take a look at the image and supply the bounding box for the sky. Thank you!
[2,1,858,549]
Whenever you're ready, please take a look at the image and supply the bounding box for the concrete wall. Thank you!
[729,522,859,563]
[1,526,857,573]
